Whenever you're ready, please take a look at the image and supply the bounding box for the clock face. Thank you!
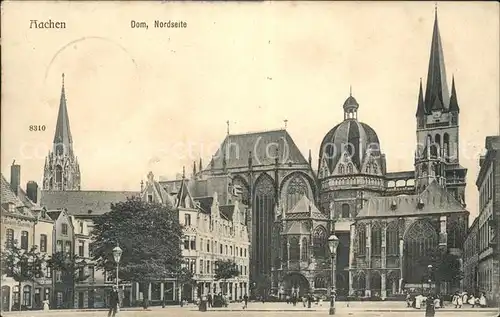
[432,111,442,119]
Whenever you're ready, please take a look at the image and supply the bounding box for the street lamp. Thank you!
[427,265,433,295]
[328,234,339,315]
[112,245,123,289]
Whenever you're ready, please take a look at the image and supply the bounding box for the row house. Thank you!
[142,171,250,303]
[467,135,500,305]
[1,166,54,312]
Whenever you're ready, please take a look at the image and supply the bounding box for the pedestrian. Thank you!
[207,294,212,308]
[456,293,463,308]
[479,293,487,307]
[302,296,306,307]
[42,299,50,311]
[468,294,475,307]
[108,285,120,317]
[243,294,248,309]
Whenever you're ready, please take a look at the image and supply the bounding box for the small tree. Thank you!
[418,247,463,293]
[254,273,271,299]
[214,259,240,295]
[47,251,90,308]
[1,241,47,311]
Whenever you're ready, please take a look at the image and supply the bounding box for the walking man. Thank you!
[243,294,248,309]
[108,285,120,317]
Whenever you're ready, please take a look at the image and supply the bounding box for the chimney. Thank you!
[10,160,21,195]
[26,181,39,203]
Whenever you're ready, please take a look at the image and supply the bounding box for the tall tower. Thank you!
[43,74,81,191]
[414,9,467,204]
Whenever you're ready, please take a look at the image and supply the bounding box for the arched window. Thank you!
[289,237,300,261]
[435,134,441,148]
[313,226,327,258]
[23,285,32,306]
[338,164,345,174]
[253,174,275,278]
[430,145,438,158]
[386,221,399,255]
[301,237,308,261]
[285,175,309,212]
[365,163,371,173]
[347,163,353,174]
[372,163,378,174]
[404,220,438,283]
[357,224,366,255]
[371,223,382,256]
[232,177,250,206]
[443,133,450,161]
[55,165,63,190]
[341,204,350,218]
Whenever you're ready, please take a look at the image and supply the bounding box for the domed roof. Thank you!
[343,96,359,109]
[319,119,381,175]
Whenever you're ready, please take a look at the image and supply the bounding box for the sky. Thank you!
[1,1,499,221]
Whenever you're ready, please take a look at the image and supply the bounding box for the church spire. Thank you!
[449,75,460,112]
[416,78,425,117]
[53,73,74,156]
[424,8,450,113]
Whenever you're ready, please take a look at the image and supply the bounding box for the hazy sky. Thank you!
[1,1,499,220]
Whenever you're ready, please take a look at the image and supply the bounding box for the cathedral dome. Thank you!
[318,95,382,177]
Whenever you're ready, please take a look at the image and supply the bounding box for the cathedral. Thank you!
[199,10,468,298]
[38,10,470,301]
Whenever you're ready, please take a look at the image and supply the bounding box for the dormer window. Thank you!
[147,194,153,203]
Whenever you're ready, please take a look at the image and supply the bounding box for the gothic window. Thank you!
[285,175,309,212]
[365,163,371,173]
[301,237,308,261]
[341,204,350,218]
[443,133,450,162]
[448,217,463,249]
[404,220,438,283]
[253,174,275,278]
[289,237,300,261]
[233,177,250,206]
[282,237,288,261]
[357,225,366,256]
[347,163,353,174]
[273,224,282,268]
[5,229,14,248]
[313,226,327,258]
[21,231,29,250]
[371,223,382,256]
[55,165,63,189]
[338,164,345,174]
[372,163,378,174]
[386,221,399,255]
[435,134,441,148]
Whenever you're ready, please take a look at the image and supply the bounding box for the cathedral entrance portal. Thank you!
[283,273,309,297]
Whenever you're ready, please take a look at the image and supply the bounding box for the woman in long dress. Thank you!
[479,293,487,307]
[43,300,50,311]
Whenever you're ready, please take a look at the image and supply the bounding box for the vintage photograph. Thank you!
[1,2,499,317]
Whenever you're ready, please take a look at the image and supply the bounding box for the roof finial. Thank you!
[226,120,230,135]
[435,2,438,18]
[182,166,185,179]
[284,119,288,130]
[349,85,352,97]
[62,73,65,88]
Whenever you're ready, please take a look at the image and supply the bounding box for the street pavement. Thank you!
[1,302,498,317]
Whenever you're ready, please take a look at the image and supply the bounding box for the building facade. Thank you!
[1,167,54,312]
[463,217,479,294]
[142,171,251,302]
[475,136,500,306]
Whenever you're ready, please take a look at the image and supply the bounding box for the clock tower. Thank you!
[414,10,466,205]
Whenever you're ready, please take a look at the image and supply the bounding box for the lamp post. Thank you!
[328,234,339,315]
[112,245,123,289]
[427,265,433,295]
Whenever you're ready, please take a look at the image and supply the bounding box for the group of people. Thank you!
[285,293,323,308]
[452,291,487,308]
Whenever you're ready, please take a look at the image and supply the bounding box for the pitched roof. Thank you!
[357,180,466,218]
[284,221,310,235]
[220,205,234,221]
[46,210,62,221]
[194,196,213,214]
[40,190,140,216]
[1,174,36,219]
[287,195,328,220]
[209,129,308,169]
